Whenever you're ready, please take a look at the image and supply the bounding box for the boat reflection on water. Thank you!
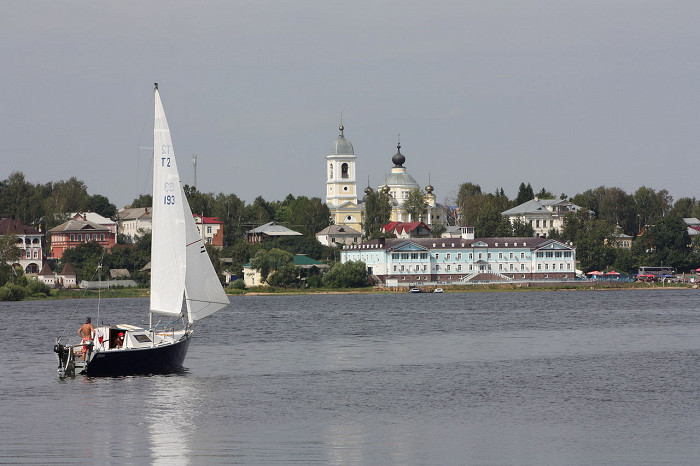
[145,373,196,464]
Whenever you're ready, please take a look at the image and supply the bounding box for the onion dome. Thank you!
[329,125,354,155]
[364,185,374,195]
[381,185,390,194]
[426,184,434,194]
[391,142,405,167]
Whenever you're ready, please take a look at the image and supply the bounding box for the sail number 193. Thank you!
[163,181,175,205]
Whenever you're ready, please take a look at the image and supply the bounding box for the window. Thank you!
[393,265,397,272]
[509,252,514,259]
[207,226,212,234]
[93,234,97,240]
[70,234,75,241]
[469,253,473,260]
[457,253,461,260]
[411,253,418,260]
[499,253,503,259]
[538,264,542,270]
[499,264,503,270]
[510,264,514,271]
[436,265,440,271]
[435,253,440,259]
[521,252,525,259]
[457,265,462,271]
[401,253,409,260]
[478,253,482,260]
[392,253,399,260]
[469,265,473,271]
[341,163,349,179]
[487,253,492,259]
[446,253,451,260]
[420,253,428,260]
[521,264,525,270]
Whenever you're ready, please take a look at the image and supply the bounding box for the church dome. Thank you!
[391,143,405,167]
[385,171,420,189]
[329,125,354,155]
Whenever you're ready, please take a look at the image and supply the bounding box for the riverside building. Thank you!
[341,235,576,287]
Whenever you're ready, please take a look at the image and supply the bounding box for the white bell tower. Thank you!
[326,124,357,207]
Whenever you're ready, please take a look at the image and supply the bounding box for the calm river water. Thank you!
[1,289,699,464]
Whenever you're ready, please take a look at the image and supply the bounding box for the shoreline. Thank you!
[16,281,697,301]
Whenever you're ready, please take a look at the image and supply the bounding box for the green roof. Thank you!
[293,254,323,266]
[243,254,324,268]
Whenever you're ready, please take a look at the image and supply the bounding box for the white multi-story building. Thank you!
[341,236,576,286]
[501,198,584,237]
[117,207,153,243]
[0,217,44,274]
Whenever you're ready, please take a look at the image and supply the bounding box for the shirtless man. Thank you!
[78,317,95,360]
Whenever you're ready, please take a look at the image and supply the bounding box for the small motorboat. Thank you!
[409,288,422,293]
[434,288,443,293]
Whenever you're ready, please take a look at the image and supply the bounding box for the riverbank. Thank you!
[14,280,697,301]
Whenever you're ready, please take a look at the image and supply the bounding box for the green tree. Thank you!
[669,197,698,219]
[515,182,534,205]
[363,190,392,238]
[87,194,117,219]
[632,215,693,271]
[536,188,555,200]
[266,263,300,287]
[282,196,331,236]
[0,234,20,286]
[634,186,672,228]
[403,188,429,222]
[128,194,153,208]
[322,260,368,288]
[430,224,447,238]
[456,182,482,226]
[244,196,276,226]
[60,241,106,282]
[561,210,616,272]
[511,218,535,237]
[212,192,246,244]
[249,248,294,284]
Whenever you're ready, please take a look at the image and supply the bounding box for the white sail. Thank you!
[150,86,187,316]
[183,205,230,323]
[150,85,228,322]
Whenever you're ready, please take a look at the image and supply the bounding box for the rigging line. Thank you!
[186,298,230,305]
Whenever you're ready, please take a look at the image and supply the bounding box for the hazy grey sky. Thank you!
[3,1,700,209]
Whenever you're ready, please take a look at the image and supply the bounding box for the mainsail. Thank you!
[150,84,228,322]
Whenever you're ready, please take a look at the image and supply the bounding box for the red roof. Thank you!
[382,221,430,235]
[194,214,223,224]
[60,263,76,275]
[0,218,40,235]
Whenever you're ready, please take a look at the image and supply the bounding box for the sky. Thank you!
[2,1,700,210]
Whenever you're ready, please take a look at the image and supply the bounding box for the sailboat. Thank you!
[54,84,230,376]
